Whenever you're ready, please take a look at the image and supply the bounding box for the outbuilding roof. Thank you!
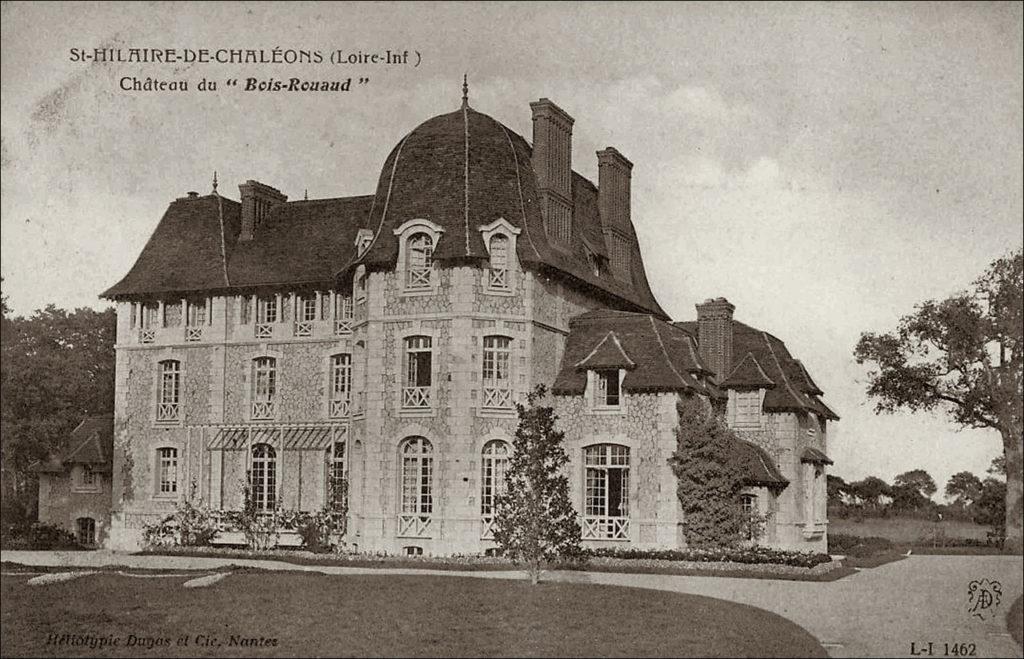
[734,440,789,489]
[31,415,114,473]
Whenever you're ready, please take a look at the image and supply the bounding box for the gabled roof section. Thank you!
[720,352,775,389]
[553,310,712,395]
[575,331,636,370]
[31,415,114,473]
[801,447,834,465]
[102,194,372,298]
[734,440,789,489]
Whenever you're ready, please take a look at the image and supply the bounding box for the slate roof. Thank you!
[103,103,666,318]
[574,331,636,370]
[720,352,775,389]
[553,310,714,395]
[734,440,789,489]
[801,447,834,465]
[674,320,839,420]
[31,415,114,473]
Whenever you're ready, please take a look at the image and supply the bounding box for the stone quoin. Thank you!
[96,89,838,554]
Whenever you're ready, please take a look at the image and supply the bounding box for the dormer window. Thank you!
[355,228,373,257]
[734,390,762,430]
[594,369,621,407]
[406,233,433,290]
[354,266,367,304]
[478,217,521,295]
[487,235,509,290]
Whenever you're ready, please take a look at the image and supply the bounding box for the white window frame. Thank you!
[402,336,432,410]
[250,443,277,512]
[140,302,159,343]
[398,437,433,538]
[334,293,354,334]
[156,360,181,423]
[393,218,444,296]
[582,444,630,540]
[480,439,510,539]
[72,465,101,493]
[733,389,763,430]
[156,447,178,496]
[185,298,208,341]
[328,441,347,518]
[294,294,317,337]
[251,357,277,420]
[328,353,353,418]
[481,335,513,410]
[478,217,520,295]
[76,517,96,545]
[588,369,624,411]
[255,295,278,339]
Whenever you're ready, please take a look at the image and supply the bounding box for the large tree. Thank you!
[0,301,116,528]
[893,469,937,499]
[855,248,1023,552]
[848,476,891,510]
[945,471,983,508]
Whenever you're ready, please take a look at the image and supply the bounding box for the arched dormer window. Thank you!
[487,235,509,290]
[478,217,521,295]
[405,232,434,290]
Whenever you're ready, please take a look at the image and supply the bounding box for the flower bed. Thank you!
[585,545,833,568]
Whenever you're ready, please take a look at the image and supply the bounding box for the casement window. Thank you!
[185,298,207,341]
[354,266,367,304]
[73,465,100,492]
[403,336,432,409]
[250,443,277,512]
[741,493,761,541]
[734,390,761,430]
[329,354,352,418]
[255,296,278,338]
[398,437,433,538]
[157,360,181,423]
[76,517,96,546]
[480,440,510,539]
[487,234,510,290]
[252,357,277,420]
[140,302,159,343]
[295,294,317,337]
[157,447,178,495]
[405,233,434,290]
[164,301,182,327]
[582,444,630,540]
[482,335,513,409]
[593,369,621,408]
[328,441,347,516]
[334,293,354,334]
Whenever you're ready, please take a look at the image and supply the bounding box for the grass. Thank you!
[829,517,989,543]
[1009,595,1023,651]
[0,572,826,657]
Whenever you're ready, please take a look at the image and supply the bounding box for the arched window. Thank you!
[157,360,181,422]
[480,440,510,539]
[76,517,96,546]
[329,354,352,418]
[250,443,277,512]
[398,437,433,538]
[582,444,630,540]
[482,336,512,409]
[328,441,347,515]
[402,336,432,408]
[487,234,510,289]
[157,447,178,495]
[252,357,277,420]
[405,233,433,289]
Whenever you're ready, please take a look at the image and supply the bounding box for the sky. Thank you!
[2,2,1021,495]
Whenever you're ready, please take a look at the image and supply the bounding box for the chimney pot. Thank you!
[187,191,199,199]
[695,297,736,382]
[597,147,634,282]
[238,180,288,241]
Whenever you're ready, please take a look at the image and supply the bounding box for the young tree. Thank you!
[945,471,983,508]
[492,385,582,584]
[668,394,748,547]
[855,248,1023,552]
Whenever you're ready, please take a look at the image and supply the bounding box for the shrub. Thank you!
[24,522,79,550]
[586,545,832,568]
[828,533,893,557]
[141,482,219,548]
[294,510,337,554]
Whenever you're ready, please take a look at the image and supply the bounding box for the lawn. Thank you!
[830,516,989,544]
[0,572,826,657]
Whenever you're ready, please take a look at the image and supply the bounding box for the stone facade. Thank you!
[38,467,112,546]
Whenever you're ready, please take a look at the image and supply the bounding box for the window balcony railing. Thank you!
[251,401,275,420]
[294,321,313,338]
[329,398,351,419]
[397,514,432,538]
[139,329,156,344]
[254,323,274,339]
[482,387,513,409]
[185,327,203,342]
[334,318,353,335]
[402,386,430,409]
[406,268,431,290]
[488,268,508,289]
[481,515,497,540]
[156,403,180,423]
[581,516,629,540]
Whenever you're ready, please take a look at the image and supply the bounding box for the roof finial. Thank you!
[212,170,218,194]
[304,188,309,201]
[461,73,468,109]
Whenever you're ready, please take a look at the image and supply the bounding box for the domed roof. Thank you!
[341,103,666,317]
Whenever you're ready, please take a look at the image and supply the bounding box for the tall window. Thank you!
[583,444,630,540]
[295,294,317,337]
[76,517,96,546]
[250,443,277,512]
[328,441,347,516]
[487,234,510,289]
[140,302,158,343]
[185,299,206,341]
[593,369,621,408]
[157,447,178,495]
[255,296,277,338]
[480,440,510,539]
[735,390,761,430]
[482,336,512,409]
[157,360,181,422]
[164,301,182,327]
[329,353,352,418]
[252,357,277,420]
[403,336,432,408]
[398,437,433,538]
[405,233,433,290]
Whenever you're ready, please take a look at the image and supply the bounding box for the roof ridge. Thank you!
[359,131,412,268]
[762,331,805,408]
[286,195,374,205]
[499,123,543,262]
[462,103,471,255]
[216,192,230,287]
[574,330,637,369]
[648,315,689,389]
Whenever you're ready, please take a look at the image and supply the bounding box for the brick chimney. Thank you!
[598,147,634,281]
[695,297,735,382]
[530,99,574,244]
[238,180,287,241]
